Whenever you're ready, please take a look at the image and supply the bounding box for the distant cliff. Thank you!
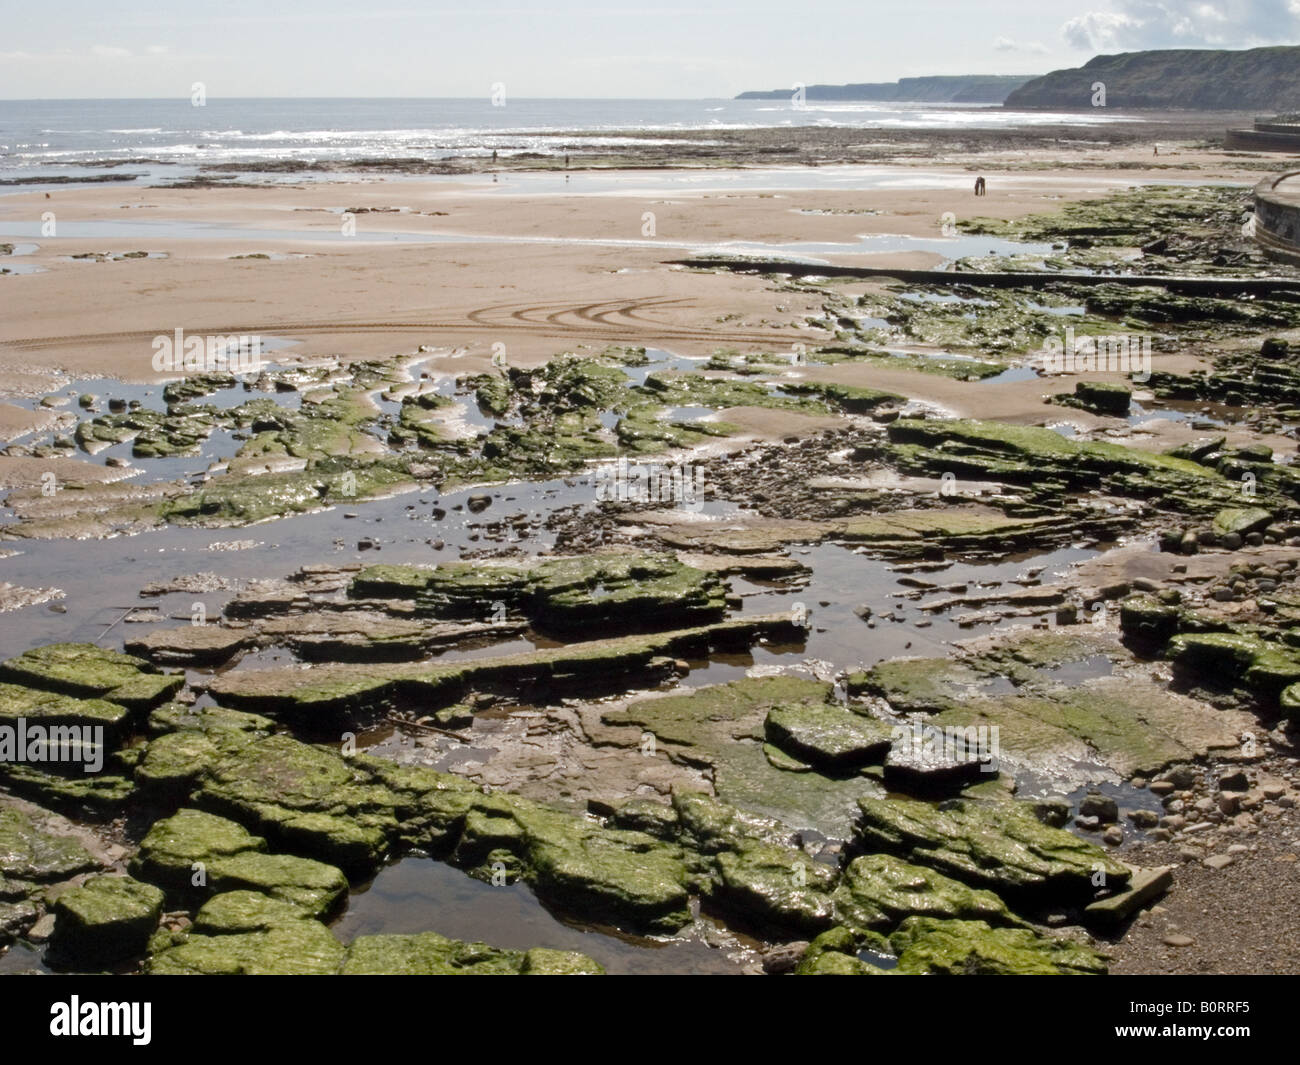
[1004,47,1300,110]
[736,75,1033,104]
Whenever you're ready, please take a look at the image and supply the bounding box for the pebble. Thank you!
[1163,933,1195,947]
[1079,793,1119,823]
[1219,769,1250,791]
[1203,854,1235,870]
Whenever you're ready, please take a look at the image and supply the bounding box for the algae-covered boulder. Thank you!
[1212,507,1272,538]
[763,703,893,769]
[194,733,400,871]
[832,854,1028,933]
[482,800,692,933]
[0,683,132,737]
[135,705,273,793]
[131,809,347,918]
[1167,632,1300,698]
[49,875,164,966]
[342,932,603,975]
[711,843,837,933]
[1068,380,1131,415]
[1281,683,1300,721]
[889,916,1107,975]
[521,947,605,975]
[0,807,98,882]
[0,643,182,709]
[793,927,889,975]
[855,797,1129,900]
[668,791,838,932]
[396,552,729,634]
[147,891,346,975]
[1119,595,1182,648]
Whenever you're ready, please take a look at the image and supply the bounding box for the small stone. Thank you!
[1163,933,1195,947]
[1219,769,1250,791]
[1079,793,1119,823]
[1203,854,1235,870]
[761,941,810,975]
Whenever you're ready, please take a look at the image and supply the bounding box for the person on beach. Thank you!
[974,176,986,196]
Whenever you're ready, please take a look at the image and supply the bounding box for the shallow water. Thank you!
[0,216,1052,266]
[333,855,756,975]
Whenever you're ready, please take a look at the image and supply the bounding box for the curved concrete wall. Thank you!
[1254,172,1300,265]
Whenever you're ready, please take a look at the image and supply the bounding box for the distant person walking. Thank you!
[974,176,986,196]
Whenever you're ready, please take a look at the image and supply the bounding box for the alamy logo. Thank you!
[50,997,151,1045]
[151,329,263,375]
[594,457,704,511]
[0,718,103,773]
[890,721,1000,772]
[1039,326,1151,383]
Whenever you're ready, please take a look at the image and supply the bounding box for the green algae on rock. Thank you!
[146,723,695,933]
[342,933,603,975]
[369,551,731,633]
[0,643,182,710]
[763,702,893,770]
[147,890,346,975]
[1052,380,1131,416]
[203,613,802,719]
[888,916,1107,975]
[49,874,164,966]
[131,809,348,919]
[0,806,98,883]
[603,676,883,838]
[794,927,890,975]
[832,854,1030,934]
[150,889,604,975]
[855,797,1129,900]
[849,634,1248,780]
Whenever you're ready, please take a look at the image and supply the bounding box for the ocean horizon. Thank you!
[0,96,1138,188]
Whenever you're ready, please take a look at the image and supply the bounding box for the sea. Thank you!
[0,97,1137,189]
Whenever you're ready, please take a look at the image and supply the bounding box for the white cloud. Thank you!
[993,36,1050,53]
[90,44,132,58]
[1062,0,1300,50]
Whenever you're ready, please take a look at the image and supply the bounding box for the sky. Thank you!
[2,0,1298,99]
